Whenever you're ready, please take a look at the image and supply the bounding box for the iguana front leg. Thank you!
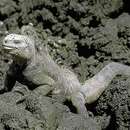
[82,62,130,104]
[71,92,89,118]
[33,84,54,96]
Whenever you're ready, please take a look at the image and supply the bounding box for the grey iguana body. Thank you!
[1,25,130,117]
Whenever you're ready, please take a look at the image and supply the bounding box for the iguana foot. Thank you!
[71,92,89,118]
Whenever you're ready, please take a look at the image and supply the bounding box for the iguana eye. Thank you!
[14,40,21,44]
[4,39,7,43]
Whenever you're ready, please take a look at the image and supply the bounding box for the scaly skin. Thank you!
[1,33,55,93]
[81,62,130,104]
[1,25,130,118]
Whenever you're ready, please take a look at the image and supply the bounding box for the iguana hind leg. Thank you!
[71,92,89,118]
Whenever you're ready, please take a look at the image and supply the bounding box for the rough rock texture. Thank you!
[96,76,130,130]
[57,113,101,130]
[0,87,101,130]
[0,0,130,129]
[0,100,43,130]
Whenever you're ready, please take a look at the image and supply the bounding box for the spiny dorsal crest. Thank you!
[21,24,49,55]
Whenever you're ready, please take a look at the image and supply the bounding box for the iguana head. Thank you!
[2,33,35,61]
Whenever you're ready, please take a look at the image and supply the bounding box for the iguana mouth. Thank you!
[3,45,14,50]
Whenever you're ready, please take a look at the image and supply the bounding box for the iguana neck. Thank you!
[12,50,36,67]
[13,57,29,66]
[40,51,61,81]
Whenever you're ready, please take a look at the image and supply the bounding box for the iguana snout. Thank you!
[3,34,28,50]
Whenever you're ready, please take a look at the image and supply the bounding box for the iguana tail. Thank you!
[81,62,130,104]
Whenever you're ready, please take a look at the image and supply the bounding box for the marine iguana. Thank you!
[1,25,130,117]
